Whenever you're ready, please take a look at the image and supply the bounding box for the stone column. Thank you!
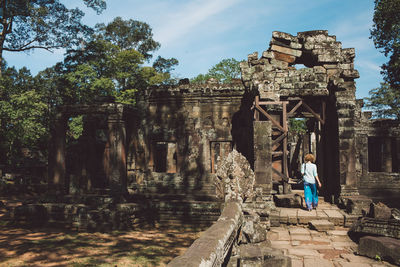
[383,137,392,172]
[48,112,68,194]
[105,105,127,194]
[253,121,272,195]
[336,93,358,196]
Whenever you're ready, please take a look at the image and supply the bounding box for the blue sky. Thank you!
[4,0,386,99]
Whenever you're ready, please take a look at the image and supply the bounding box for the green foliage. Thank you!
[59,17,178,105]
[0,67,47,167]
[0,14,178,169]
[370,0,400,89]
[365,83,400,120]
[289,118,307,135]
[0,0,106,72]
[94,16,160,60]
[68,116,84,140]
[191,58,241,84]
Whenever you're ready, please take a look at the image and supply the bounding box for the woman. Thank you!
[301,154,322,211]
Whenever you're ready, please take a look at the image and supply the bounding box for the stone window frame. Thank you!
[152,141,178,173]
[368,136,399,173]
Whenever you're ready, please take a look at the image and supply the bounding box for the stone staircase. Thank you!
[129,192,222,227]
[271,190,359,227]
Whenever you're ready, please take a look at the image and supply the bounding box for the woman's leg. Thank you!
[310,183,318,208]
[303,183,312,210]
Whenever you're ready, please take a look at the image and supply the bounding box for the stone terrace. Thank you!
[268,225,396,267]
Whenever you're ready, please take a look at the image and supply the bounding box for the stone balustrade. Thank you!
[168,201,243,267]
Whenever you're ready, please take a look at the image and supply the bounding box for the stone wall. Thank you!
[128,80,246,195]
[355,101,400,203]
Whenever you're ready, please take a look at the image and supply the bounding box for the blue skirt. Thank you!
[304,182,318,210]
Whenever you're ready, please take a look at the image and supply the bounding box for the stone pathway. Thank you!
[267,191,397,266]
[268,225,396,266]
[271,192,358,227]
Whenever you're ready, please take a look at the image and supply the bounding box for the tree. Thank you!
[191,58,241,84]
[46,17,178,106]
[370,0,400,90]
[365,83,400,120]
[0,0,106,75]
[0,66,47,168]
[94,16,160,60]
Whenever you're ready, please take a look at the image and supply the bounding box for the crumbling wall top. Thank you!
[241,30,360,100]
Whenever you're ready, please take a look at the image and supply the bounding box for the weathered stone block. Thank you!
[271,44,302,57]
[248,52,259,62]
[350,217,400,239]
[272,31,296,42]
[270,59,289,70]
[262,51,274,59]
[290,42,302,49]
[341,69,360,79]
[318,53,340,62]
[275,71,289,78]
[358,236,400,265]
[309,219,335,231]
[242,219,266,243]
[272,51,296,63]
[274,194,302,208]
[370,202,392,220]
[313,66,326,73]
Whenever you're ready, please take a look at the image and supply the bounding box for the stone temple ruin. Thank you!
[9,30,400,265]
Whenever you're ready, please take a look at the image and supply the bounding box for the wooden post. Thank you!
[282,102,290,194]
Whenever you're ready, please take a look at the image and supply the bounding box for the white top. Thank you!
[301,162,317,184]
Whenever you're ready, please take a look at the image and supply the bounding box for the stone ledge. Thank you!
[358,236,400,265]
[168,201,243,267]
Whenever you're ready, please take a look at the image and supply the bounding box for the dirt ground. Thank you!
[0,197,203,267]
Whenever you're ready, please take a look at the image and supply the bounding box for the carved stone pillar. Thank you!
[48,112,68,194]
[105,106,127,194]
[253,121,272,195]
[383,137,392,172]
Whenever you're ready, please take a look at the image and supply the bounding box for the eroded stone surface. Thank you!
[358,236,400,266]
[309,220,335,231]
[215,149,255,202]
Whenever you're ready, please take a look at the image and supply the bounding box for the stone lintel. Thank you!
[271,44,302,57]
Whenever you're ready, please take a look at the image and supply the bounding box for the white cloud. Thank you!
[356,59,382,73]
[154,0,243,46]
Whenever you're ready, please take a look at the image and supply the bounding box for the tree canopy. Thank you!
[0,0,106,75]
[370,0,400,90]
[367,0,400,120]
[0,12,178,170]
[191,58,241,84]
[365,83,400,120]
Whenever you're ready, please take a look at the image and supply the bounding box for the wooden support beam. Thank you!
[282,102,289,194]
[258,101,289,105]
[272,133,287,146]
[288,100,303,115]
[255,104,285,132]
[302,101,325,124]
[272,167,289,182]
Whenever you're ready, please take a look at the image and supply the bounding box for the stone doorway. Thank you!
[253,95,333,197]
[243,30,360,201]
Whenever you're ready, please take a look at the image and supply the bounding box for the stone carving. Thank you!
[350,201,400,239]
[214,149,255,202]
